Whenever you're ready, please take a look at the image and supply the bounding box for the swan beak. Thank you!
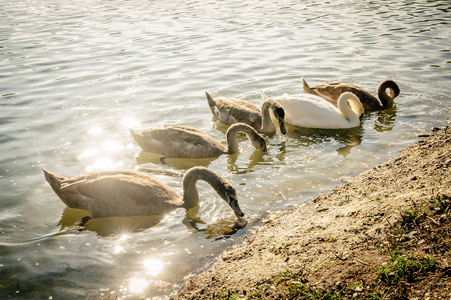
[279,119,287,135]
[228,195,244,218]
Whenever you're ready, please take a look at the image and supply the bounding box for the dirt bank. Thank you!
[174,127,451,299]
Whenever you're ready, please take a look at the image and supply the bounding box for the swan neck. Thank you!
[181,168,223,209]
[182,173,200,209]
[226,123,257,154]
[337,93,360,123]
[260,101,276,133]
[377,80,399,109]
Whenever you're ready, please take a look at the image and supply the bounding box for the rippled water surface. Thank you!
[1,0,450,298]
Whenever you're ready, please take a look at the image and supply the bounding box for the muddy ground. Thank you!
[174,127,451,299]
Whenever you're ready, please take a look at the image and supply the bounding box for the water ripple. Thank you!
[1,0,450,298]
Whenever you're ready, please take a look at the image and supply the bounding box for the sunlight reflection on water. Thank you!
[1,0,450,298]
[86,158,124,172]
[128,259,166,295]
[121,117,141,129]
[143,258,164,276]
[129,277,149,294]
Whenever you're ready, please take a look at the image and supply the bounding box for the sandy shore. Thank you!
[174,127,451,299]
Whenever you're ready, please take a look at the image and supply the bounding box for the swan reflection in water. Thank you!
[372,104,397,132]
[58,206,246,237]
[135,145,266,174]
[135,151,218,169]
[226,149,266,174]
[58,207,165,236]
[284,124,365,157]
[280,102,397,156]
[182,206,247,241]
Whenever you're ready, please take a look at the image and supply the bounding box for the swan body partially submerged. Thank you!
[205,91,286,134]
[43,167,244,218]
[130,123,266,158]
[303,77,400,111]
[262,91,363,129]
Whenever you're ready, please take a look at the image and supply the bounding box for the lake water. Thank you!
[1,0,450,298]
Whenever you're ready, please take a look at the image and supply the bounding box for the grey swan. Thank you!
[130,123,266,158]
[43,166,244,218]
[303,77,400,112]
[205,91,286,134]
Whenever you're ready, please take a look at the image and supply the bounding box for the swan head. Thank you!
[339,92,364,118]
[271,103,286,135]
[251,132,267,152]
[183,167,245,217]
[219,183,244,218]
[260,90,287,135]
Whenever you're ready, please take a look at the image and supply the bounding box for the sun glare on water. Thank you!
[86,158,124,172]
[127,258,164,294]
[87,126,103,135]
[143,258,164,277]
[128,277,148,294]
[122,117,141,129]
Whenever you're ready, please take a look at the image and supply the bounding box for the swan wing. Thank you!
[306,82,350,105]
[60,171,181,217]
[133,127,225,158]
[309,82,381,110]
[212,97,262,130]
[166,125,207,135]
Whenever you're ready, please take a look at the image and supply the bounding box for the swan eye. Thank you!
[227,195,244,218]
[227,193,237,204]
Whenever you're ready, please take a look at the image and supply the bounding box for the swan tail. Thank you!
[205,91,216,109]
[205,91,221,119]
[42,168,65,192]
[260,90,269,100]
[302,77,314,94]
[129,128,143,142]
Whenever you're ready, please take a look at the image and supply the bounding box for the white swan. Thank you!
[261,91,363,129]
[130,123,266,158]
[42,167,244,218]
[205,91,286,134]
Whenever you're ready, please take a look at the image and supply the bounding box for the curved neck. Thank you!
[260,100,277,133]
[226,123,259,154]
[337,93,361,124]
[377,80,399,109]
[348,98,365,117]
[181,167,223,209]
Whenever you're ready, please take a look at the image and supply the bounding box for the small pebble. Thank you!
[233,217,248,229]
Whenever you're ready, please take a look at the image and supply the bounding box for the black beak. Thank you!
[279,119,287,135]
[228,195,244,218]
[235,210,245,218]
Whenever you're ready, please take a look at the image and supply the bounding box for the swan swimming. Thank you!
[303,77,400,111]
[205,91,286,134]
[130,123,266,158]
[43,167,244,218]
[261,91,363,129]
